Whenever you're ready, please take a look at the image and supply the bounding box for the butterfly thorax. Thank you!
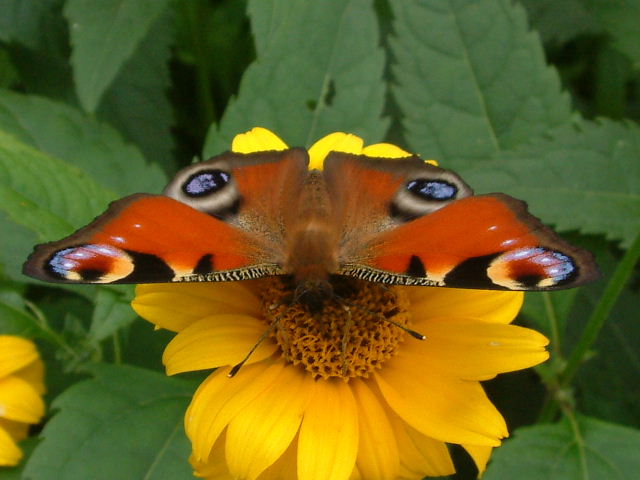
[282,172,339,311]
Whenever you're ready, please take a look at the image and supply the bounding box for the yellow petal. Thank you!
[350,379,399,479]
[405,317,549,380]
[226,367,315,479]
[0,376,45,423]
[0,336,38,378]
[187,362,285,462]
[375,358,507,446]
[408,288,524,325]
[133,283,261,332]
[307,133,364,170]
[463,444,493,476]
[0,418,29,442]
[350,465,362,480]
[361,143,411,158]
[385,404,454,478]
[14,358,45,395]
[298,379,359,480]
[190,431,234,479]
[163,314,278,375]
[257,437,298,480]
[232,127,288,153]
[0,425,21,467]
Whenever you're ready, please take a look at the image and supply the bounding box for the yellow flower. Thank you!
[0,335,45,467]
[132,128,549,479]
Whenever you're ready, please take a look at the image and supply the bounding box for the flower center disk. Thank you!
[258,277,412,380]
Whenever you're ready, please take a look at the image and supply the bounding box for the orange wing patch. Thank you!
[24,195,265,284]
[365,195,597,290]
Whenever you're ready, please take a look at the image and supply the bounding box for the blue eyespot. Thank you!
[406,179,457,201]
[183,170,231,197]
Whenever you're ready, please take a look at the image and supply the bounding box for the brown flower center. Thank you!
[257,277,413,380]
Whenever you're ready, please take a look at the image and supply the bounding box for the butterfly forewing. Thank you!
[22,148,311,284]
[338,194,599,290]
[23,194,284,284]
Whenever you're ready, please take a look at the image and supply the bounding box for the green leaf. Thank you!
[64,0,172,112]
[587,0,640,68]
[121,320,176,372]
[0,282,74,347]
[0,130,116,240]
[7,3,76,103]
[390,0,573,169]
[98,11,175,173]
[0,48,19,89]
[0,284,39,336]
[521,0,601,44]
[24,364,195,480]
[89,288,136,344]
[204,0,388,156]
[594,45,631,119]
[522,289,580,345]
[484,416,640,479]
[463,120,640,248]
[0,211,39,281]
[0,89,166,195]
[572,284,640,427]
[0,0,57,49]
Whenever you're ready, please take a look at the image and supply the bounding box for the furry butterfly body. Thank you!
[23,148,599,305]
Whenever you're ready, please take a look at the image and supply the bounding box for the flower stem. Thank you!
[560,404,589,480]
[542,291,562,355]
[25,299,79,359]
[560,231,640,386]
[537,231,640,424]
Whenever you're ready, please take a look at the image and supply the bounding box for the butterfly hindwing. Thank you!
[163,148,309,236]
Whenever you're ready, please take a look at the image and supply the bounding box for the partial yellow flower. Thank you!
[132,127,549,479]
[0,336,45,467]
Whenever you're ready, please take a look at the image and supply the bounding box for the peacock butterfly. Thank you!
[23,148,600,309]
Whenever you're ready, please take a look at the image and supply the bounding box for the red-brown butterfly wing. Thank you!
[23,149,312,284]
[323,153,599,290]
[342,194,599,290]
[23,194,282,284]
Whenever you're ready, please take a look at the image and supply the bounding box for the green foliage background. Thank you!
[0,0,639,478]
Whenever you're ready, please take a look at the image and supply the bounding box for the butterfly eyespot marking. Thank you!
[45,244,134,282]
[487,247,579,290]
[390,172,470,223]
[166,162,241,218]
[182,169,231,197]
[406,179,458,201]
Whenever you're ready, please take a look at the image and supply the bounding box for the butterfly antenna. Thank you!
[228,318,279,378]
[384,314,426,340]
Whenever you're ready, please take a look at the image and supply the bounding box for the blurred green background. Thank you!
[0,0,638,479]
